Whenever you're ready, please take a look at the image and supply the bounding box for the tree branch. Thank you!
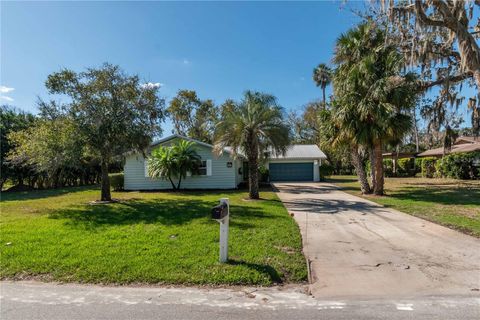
[417,72,472,91]
[414,0,447,28]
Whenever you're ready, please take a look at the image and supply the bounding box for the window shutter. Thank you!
[144,159,149,178]
[206,159,212,176]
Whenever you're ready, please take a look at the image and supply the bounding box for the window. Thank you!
[198,160,207,176]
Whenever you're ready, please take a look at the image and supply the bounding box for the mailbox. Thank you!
[212,198,229,263]
[211,203,229,220]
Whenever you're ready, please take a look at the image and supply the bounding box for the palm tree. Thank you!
[214,91,290,199]
[148,146,178,190]
[313,63,332,107]
[332,22,418,195]
[172,140,202,189]
[147,140,202,190]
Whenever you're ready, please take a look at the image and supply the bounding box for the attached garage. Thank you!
[266,145,327,182]
[269,163,313,181]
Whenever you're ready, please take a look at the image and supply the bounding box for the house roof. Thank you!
[149,135,327,160]
[150,134,235,155]
[270,144,327,160]
[417,142,480,157]
[455,136,480,144]
[382,152,417,159]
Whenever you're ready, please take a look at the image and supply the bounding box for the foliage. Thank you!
[7,116,89,189]
[147,140,202,190]
[259,166,269,183]
[0,106,36,189]
[108,173,124,191]
[0,187,307,285]
[372,1,480,135]
[312,63,332,106]
[420,157,438,178]
[45,63,165,201]
[397,158,416,177]
[329,21,419,195]
[436,152,480,180]
[319,163,334,180]
[414,157,423,172]
[167,90,218,144]
[383,159,394,177]
[214,91,290,199]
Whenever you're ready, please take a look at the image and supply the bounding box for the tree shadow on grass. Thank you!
[0,185,98,203]
[389,187,480,206]
[48,198,275,230]
[227,259,283,283]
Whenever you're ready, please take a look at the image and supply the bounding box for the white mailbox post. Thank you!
[212,198,229,263]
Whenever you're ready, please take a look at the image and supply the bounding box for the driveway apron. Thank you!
[273,182,480,299]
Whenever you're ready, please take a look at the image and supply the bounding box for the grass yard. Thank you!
[0,187,307,285]
[328,175,480,237]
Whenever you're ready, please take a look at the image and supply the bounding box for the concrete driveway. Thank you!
[273,182,480,299]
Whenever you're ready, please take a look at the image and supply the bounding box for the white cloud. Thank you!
[0,85,14,93]
[0,85,14,102]
[183,59,190,65]
[141,82,163,89]
[0,95,14,102]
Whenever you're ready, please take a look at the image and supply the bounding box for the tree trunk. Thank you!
[248,159,259,199]
[168,176,177,190]
[369,149,376,190]
[176,175,182,190]
[412,107,420,153]
[350,145,371,194]
[322,87,326,108]
[373,141,384,196]
[100,160,111,201]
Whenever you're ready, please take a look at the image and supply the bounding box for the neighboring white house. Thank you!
[124,134,327,190]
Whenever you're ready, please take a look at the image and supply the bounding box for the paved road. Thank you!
[273,182,480,299]
[1,281,479,320]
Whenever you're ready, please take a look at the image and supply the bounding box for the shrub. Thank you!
[366,158,394,177]
[420,157,437,178]
[109,173,124,191]
[319,163,334,180]
[259,166,269,182]
[397,158,416,177]
[414,158,423,175]
[383,158,394,177]
[436,152,480,180]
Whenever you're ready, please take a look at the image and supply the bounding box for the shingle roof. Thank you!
[270,145,327,159]
[417,143,480,157]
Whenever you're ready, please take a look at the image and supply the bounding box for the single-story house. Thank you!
[417,136,480,158]
[124,134,327,190]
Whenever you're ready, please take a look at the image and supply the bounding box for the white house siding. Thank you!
[124,143,238,190]
[266,159,321,182]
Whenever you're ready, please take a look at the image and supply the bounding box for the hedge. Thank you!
[109,173,124,191]
[420,157,437,178]
[397,158,416,177]
[436,151,480,180]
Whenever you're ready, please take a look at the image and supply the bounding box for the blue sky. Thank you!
[0,1,475,136]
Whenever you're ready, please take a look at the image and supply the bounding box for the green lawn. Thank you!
[0,187,307,285]
[328,175,480,237]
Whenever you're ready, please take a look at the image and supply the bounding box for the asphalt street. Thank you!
[1,281,479,320]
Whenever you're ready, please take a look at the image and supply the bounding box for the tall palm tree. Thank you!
[313,63,332,107]
[214,91,290,199]
[332,22,418,195]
